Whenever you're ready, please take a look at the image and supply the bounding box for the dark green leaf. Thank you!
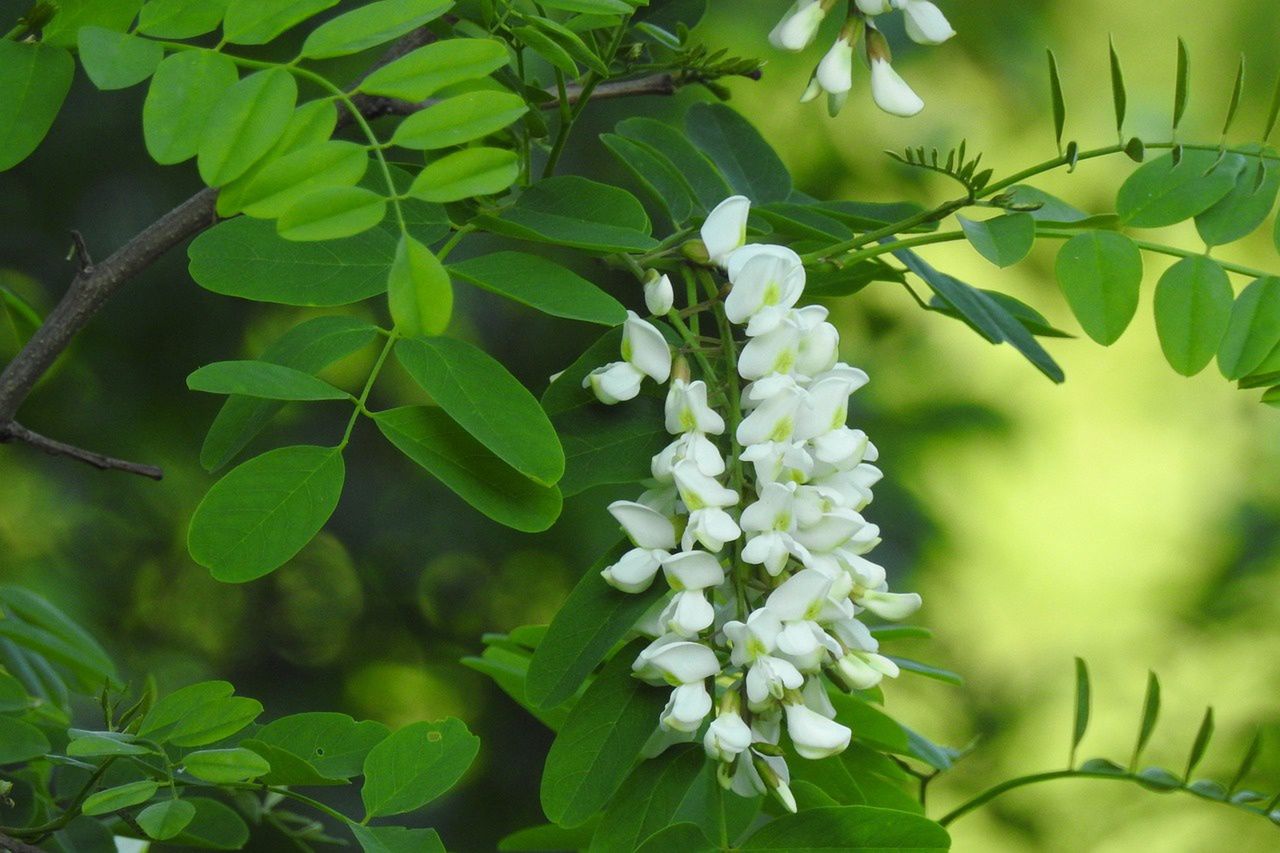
[601,132,696,225]
[526,15,609,75]
[198,69,298,187]
[1054,231,1143,345]
[538,0,632,12]
[169,797,250,850]
[1130,670,1161,770]
[82,780,158,816]
[1223,56,1246,137]
[352,825,446,853]
[1110,37,1127,133]
[0,586,117,688]
[223,0,339,45]
[359,38,509,102]
[1117,150,1243,228]
[1072,657,1090,763]
[1153,256,1233,376]
[499,822,601,852]
[137,799,197,841]
[591,746,706,852]
[1195,156,1280,246]
[636,823,716,853]
[514,25,579,75]
[1047,49,1066,148]
[188,445,346,582]
[888,657,964,686]
[251,712,390,782]
[686,102,791,203]
[740,806,951,851]
[1136,766,1182,791]
[1265,70,1280,142]
[1185,707,1214,780]
[958,213,1035,268]
[1218,276,1280,379]
[67,732,154,757]
[450,251,625,326]
[394,336,564,485]
[540,643,666,827]
[1002,185,1088,223]
[187,360,349,401]
[43,0,142,46]
[1228,732,1262,793]
[77,26,163,90]
[373,406,563,532]
[361,718,480,818]
[0,716,50,763]
[477,176,657,253]
[301,0,452,58]
[0,40,74,171]
[388,234,453,337]
[553,395,667,496]
[615,116,732,211]
[1174,38,1190,130]
[139,681,236,741]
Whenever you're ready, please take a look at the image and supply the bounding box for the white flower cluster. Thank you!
[769,0,955,117]
[583,195,923,811]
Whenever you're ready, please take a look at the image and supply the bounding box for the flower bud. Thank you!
[583,361,643,405]
[644,271,675,315]
[700,196,751,267]
[902,0,955,45]
[784,701,852,759]
[816,34,855,95]
[768,0,828,52]
[622,311,672,383]
[704,710,754,761]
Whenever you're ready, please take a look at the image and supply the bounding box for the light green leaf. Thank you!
[1153,256,1233,376]
[514,25,579,75]
[251,712,390,782]
[526,15,609,74]
[0,40,74,171]
[391,91,528,150]
[139,681,235,741]
[1218,276,1280,379]
[138,0,231,38]
[41,0,139,45]
[740,806,950,851]
[373,406,563,531]
[137,799,197,841]
[449,251,625,325]
[235,141,370,220]
[0,716,50,763]
[958,213,1035,268]
[1054,231,1143,345]
[183,748,272,783]
[187,360,350,401]
[1195,157,1280,246]
[409,147,519,202]
[1130,670,1161,770]
[223,0,339,45]
[388,235,452,337]
[394,336,564,485]
[526,544,661,710]
[359,38,509,102]
[200,317,379,472]
[686,102,791,204]
[143,50,239,165]
[540,644,667,827]
[188,445,346,582]
[1116,150,1243,228]
[278,186,387,241]
[361,718,480,818]
[198,68,298,187]
[352,825,447,853]
[302,0,452,58]
[77,27,163,90]
[169,798,250,850]
[216,100,343,218]
[82,780,158,817]
[477,176,657,253]
[168,697,263,747]
[67,732,154,757]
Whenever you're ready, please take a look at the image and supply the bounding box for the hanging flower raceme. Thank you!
[584,195,924,813]
[775,0,953,117]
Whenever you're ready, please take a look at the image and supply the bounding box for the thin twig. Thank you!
[0,831,45,853]
[0,421,163,480]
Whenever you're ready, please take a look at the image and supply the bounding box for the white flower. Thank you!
[725,245,805,336]
[583,361,644,405]
[784,701,851,759]
[740,440,814,485]
[666,379,726,435]
[652,433,726,482]
[736,383,804,446]
[663,549,726,590]
[857,588,923,620]
[644,272,674,315]
[855,0,895,13]
[660,590,716,637]
[661,681,713,732]
[902,0,955,45]
[724,610,805,707]
[683,508,742,553]
[601,547,665,594]
[600,501,676,593]
[633,635,721,685]
[869,57,924,117]
[701,196,751,267]
[768,0,827,52]
[816,34,855,95]
[622,310,672,383]
[737,307,838,381]
[740,482,810,576]
[835,649,901,689]
[673,459,738,511]
[704,710,754,761]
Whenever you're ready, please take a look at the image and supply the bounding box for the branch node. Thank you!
[67,230,93,273]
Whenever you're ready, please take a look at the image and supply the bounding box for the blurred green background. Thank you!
[3,1,1280,850]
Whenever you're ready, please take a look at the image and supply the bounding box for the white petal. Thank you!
[673,460,739,510]
[662,682,713,732]
[662,550,725,590]
[600,547,664,594]
[816,37,854,95]
[701,196,751,266]
[784,702,851,759]
[794,509,865,553]
[776,621,822,657]
[768,0,826,51]
[622,310,672,382]
[584,361,643,405]
[662,590,716,636]
[644,273,675,315]
[665,379,726,435]
[903,0,955,45]
[802,675,837,718]
[608,500,677,550]
[766,569,833,621]
[795,321,840,376]
[859,590,923,620]
[870,58,924,117]
[704,711,754,761]
[736,385,804,446]
[637,639,721,684]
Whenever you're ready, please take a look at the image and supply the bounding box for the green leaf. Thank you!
[137,799,197,841]
[395,336,564,485]
[301,0,452,58]
[409,147,519,202]
[1130,670,1161,770]
[601,132,696,225]
[0,586,117,688]
[216,100,343,218]
[1218,276,1280,379]
[0,716,50,763]
[449,251,625,325]
[1195,157,1280,246]
[188,445,346,582]
[388,235,453,337]
[373,406,563,532]
[138,0,231,38]
[0,40,74,171]
[187,360,350,401]
[200,317,379,472]
[140,681,235,740]
[1002,185,1088,223]
[1185,707,1214,780]
[67,732,154,757]
[359,38,509,102]
[1116,150,1243,228]
[361,718,480,818]
[183,748,272,783]
[1047,49,1066,148]
[526,543,662,710]
[741,806,951,850]
[278,186,387,241]
[526,15,609,75]
[198,68,298,187]
[1222,55,1246,137]
[43,0,142,47]
[251,712,390,782]
[636,823,716,853]
[82,780,158,817]
[391,91,529,150]
[170,798,250,850]
[1228,731,1262,793]
[169,698,263,748]
[1054,231,1143,345]
[686,102,791,203]
[958,213,1035,268]
[538,0,632,12]
[553,396,667,496]
[352,825,446,853]
[143,50,239,165]
[477,176,657,253]
[591,746,706,852]
[223,0,339,45]
[615,116,732,211]
[540,643,667,827]
[1173,38,1190,130]
[1071,657,1091,763]
[514,25,579,75]
[234,141,370,220]
[1266,70,1280,143]
[77,27,163,90]
[499,822,600,852]
[1110,36,1127,133]
[1153,256,1233,376]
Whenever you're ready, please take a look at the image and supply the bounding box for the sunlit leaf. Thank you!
[82,780,158,816]
[223,0,339,45]
[301,0,452,59]
[361,718,480,818]
[391,91,528,150]
[0,40,74,171]
[958,213,1035,268]
[409,147,519,202]
[198,69,298,187]
[182,747,272,783]
[77,27,163,90]
[1055,231,1143,345]
[1218,276,1280,379]
[359,38,509,102]
[1153,256,1233,376]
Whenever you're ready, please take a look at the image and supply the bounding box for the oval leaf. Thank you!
[1055,231,1143,345]
[301,0,452,59]
[477,176,657,254]
[137,799,197,841]
[278,186,387,241]
[77,26,163,90]
[1218,276,1280,379]
[138,0,229,38]
[1153,256,1233,376]
[958,213,1035,268]
[198,68,299,186]
[387,235,453,337]
[237,141,370,220]
[183,748,272,783]
[1117,150,1243,228]
[361,718,480,819]
[740,806,950,851]
[144,50,240,165]
[449,251,625,325]
[187,360,350,401]
[0,716,50,763]
[409,147,519,203]
[359,38,509,102]
[82,780,158,817]
[223,0,339,45]
[0,40,74,171]
[391,91,529,150]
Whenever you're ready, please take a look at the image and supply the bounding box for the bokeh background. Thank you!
[3,0,1280,850]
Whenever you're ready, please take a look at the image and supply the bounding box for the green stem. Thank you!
[667,310,719,385]
[541,22,628,177]
[437,224,475,261]
[6,758,118,839]
[340,332,398,447]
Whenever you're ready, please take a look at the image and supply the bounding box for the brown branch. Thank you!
[0,831,46,853]
[0,421,164,480]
